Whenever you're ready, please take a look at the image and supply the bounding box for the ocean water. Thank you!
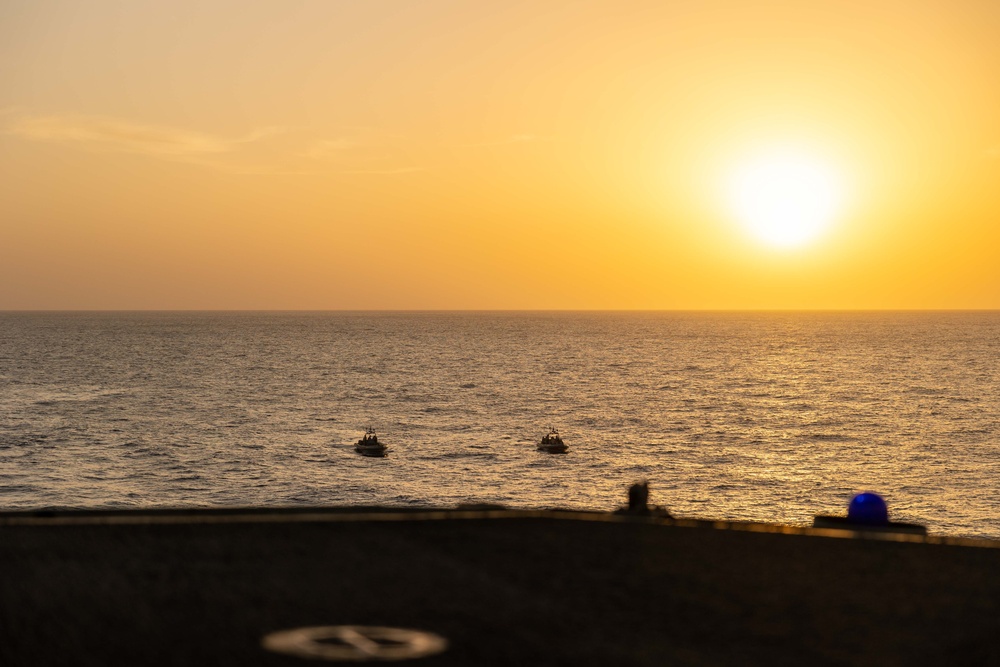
[0,311,997,538]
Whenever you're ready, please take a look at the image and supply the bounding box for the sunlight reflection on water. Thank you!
[0,311,997,538]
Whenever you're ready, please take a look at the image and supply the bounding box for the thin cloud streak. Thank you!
[4,112,423,175]
[458,133,553,148]
[337,167,425,175]
[5,114,247,156]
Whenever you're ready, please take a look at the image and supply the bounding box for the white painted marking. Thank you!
[261,625,448,661]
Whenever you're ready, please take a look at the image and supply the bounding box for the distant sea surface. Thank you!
[1,311,997,538]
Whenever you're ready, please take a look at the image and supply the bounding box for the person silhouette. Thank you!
[628,481,649,513]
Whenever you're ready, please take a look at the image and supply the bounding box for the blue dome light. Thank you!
[847,492,889,525]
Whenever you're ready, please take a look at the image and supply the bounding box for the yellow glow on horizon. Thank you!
[1,2,999,309]
[725,148,847,249]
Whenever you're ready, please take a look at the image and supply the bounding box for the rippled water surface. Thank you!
[1,311,997,537]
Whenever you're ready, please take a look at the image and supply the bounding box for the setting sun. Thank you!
[1,1,998,309]
[725,148,846,249]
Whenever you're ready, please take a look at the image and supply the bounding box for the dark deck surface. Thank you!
[2,508,999,666]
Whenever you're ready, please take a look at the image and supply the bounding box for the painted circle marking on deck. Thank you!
[261,625,448,661]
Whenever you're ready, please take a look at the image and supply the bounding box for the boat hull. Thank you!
[355,445,387,457]
[537,444,568,454]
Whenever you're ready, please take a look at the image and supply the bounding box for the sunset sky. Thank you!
[2,1,998,310]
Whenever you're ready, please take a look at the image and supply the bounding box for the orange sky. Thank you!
[2,1,998,309]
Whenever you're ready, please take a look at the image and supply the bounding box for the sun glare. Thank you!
[726,148,845,249]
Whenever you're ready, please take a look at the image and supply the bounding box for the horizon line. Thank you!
[2,308,998,314]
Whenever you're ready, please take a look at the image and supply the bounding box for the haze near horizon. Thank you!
[2,1,998,310]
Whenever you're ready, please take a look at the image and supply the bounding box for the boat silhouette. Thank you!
[537,428,568,454]
[354,427,387,457]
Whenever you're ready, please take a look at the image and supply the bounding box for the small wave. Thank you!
[0,484,40,494]
[0,434,50,448]
[437,451,497,460]
[711,483,744,491]
[390,496,429,505]
[907,386,947,396]
[807,433,855,442]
